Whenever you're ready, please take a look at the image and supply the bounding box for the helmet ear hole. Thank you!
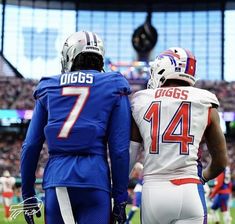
[160,76,166,83]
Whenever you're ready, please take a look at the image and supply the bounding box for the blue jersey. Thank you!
[21,70,131,201]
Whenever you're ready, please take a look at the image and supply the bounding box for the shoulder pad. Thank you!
[131,89,152,106]
[33,75,59,99]
[112,72,131,95]
[200,89,220,108]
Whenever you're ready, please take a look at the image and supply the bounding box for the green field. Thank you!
[0,204,234,224]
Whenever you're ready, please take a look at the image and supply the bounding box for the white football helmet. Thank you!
[61,31,105,73]
[148,47,196,89]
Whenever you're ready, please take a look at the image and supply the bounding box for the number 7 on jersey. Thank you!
[58,86,90,138]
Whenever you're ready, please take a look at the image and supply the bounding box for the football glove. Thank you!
[23,196,42,224]
[111,201,127,224]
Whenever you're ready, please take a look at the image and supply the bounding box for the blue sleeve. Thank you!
[107,78,131,202]
[20,99,47,199]
[114,73,131,95]
[33,76,54,99]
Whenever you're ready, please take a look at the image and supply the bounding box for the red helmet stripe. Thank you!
[160,50,180,59]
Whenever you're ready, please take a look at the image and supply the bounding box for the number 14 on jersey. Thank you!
[144,101,194,155]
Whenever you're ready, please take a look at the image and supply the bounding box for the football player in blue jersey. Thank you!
[20,31,131,224]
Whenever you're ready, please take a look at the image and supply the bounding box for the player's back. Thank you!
[33,70,130,190]
[35,70,130,155]
[131,86,219,181]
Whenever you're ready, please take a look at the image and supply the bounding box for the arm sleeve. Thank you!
[20,99,47,199]
[107,94,131,203]
[129,141,142,175]
[200,90,220,108]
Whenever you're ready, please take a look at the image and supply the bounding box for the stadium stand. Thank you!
[0,77,36,110]
[0,132,48,178]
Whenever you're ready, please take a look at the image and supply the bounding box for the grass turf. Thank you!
[0,204,234,224]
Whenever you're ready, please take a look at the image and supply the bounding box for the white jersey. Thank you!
[131,86,219,182]
[0,177,15,192]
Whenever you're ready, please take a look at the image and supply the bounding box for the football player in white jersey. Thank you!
[129,47,228,224]
[0,170,16,220]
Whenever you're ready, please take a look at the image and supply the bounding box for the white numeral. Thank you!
[58,87,90,138]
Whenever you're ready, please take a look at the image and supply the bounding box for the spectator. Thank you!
[0,170,16,221]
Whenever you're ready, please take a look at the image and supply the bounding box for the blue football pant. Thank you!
[211,193,230,212]
[44,187,111,224]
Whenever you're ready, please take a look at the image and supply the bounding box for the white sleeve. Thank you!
[129,141,142,176]
[11,177,16,185]
[200,90,220,108]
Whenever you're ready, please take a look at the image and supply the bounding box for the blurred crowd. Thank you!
[0,76,37,110]
[0,133,48,178]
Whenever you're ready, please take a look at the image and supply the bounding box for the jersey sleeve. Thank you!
[200,90,220,108]
[131,90,145,125]
[11,177,16,186]
[33,77,52,99]
[113,72,131,95]
[107,73,131,202]
[20,99,48,199]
